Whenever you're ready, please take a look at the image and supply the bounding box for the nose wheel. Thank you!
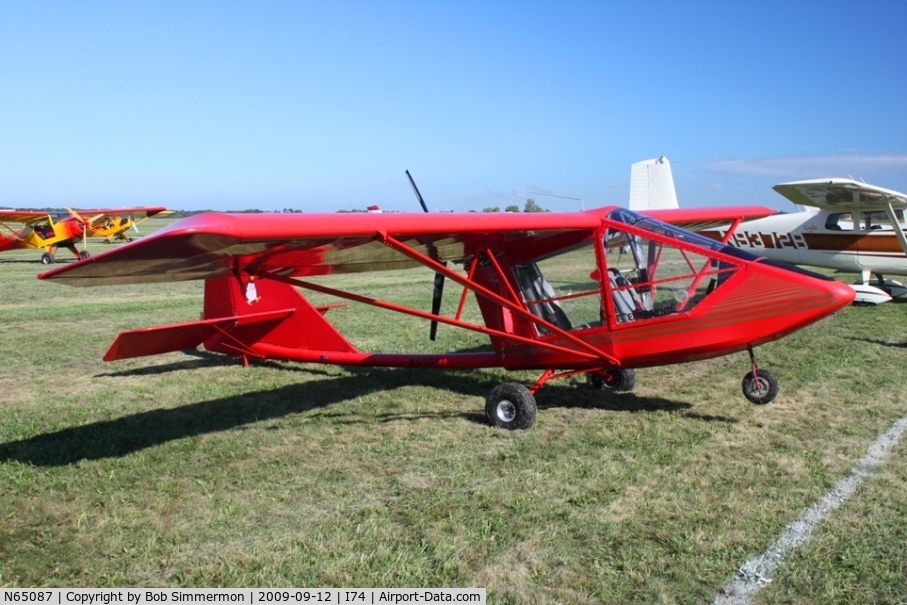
[742,369,778,404]
[742,346,778,405]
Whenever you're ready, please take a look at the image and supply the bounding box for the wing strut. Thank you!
[882,200,907,257]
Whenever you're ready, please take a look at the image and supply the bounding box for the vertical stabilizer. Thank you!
[629,156,679,211]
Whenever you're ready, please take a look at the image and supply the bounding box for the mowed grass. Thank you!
[1,217,906,604]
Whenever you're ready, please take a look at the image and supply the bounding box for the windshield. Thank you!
[606,207,762,261]
[603,208,754,323]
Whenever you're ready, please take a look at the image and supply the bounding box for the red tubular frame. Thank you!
[257,230,623,390]
[377,233,619,365]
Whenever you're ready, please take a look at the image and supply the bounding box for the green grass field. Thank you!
[1,217,906,604]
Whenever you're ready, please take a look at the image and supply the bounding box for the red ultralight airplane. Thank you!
[39,205,854,429]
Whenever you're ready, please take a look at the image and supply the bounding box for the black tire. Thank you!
[742,369,779,405]
[587,368,636,392]
[40,253,54,265]
[80,250,91,260]
[485,383,537,430]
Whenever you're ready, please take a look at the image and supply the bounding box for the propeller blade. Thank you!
[406,170,446,340]
[429,271,445,341]
[406,170,430,213]
[65,206,86,224]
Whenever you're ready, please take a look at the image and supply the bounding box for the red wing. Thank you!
[642,206,778,232]
[39,211,601,286]
[0,211,54,224]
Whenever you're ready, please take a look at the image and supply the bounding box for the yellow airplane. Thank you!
[0,206,170,264]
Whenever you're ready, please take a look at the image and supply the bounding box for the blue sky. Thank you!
[2,0,905,212]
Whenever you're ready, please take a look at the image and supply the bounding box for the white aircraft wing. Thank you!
[775,178,907,261]
[773,178,907,211]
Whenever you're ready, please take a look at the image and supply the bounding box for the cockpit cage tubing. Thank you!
[265,272,605,362]
[643,237,663,301]
[600,215,756,325]
[481,242,602,327]
[377,232,618,364]
[609,265,736,296]
[675,250,725,312]
[527,288,601,307]
[603,215,757,273]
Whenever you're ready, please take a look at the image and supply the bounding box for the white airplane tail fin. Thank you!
[629,156,679,211]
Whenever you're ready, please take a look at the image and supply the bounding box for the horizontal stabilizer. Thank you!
[104,308,295,361]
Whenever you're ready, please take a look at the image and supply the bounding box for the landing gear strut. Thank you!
[742,346,778,405]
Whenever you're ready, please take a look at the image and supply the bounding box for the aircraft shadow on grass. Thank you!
[1,357,734,468]
[0,259,45,265]
[846,336,907,349]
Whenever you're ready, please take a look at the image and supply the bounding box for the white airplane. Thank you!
[710,178,907,305]
[626,158,907,305]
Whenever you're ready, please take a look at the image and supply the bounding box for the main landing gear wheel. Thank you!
[80,251,91,260]
[587,369,636,392]
[40,252,55,265]
[485,382,537,430]
[742,369,779,405]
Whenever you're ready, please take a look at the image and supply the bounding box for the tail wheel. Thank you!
[742,369,779,405]
[485,383,537,430]
[588,368,636,392]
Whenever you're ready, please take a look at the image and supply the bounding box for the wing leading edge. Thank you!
[773,178,907,211]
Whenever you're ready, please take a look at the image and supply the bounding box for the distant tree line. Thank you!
[7,198,548,216]
[482,199,548,213]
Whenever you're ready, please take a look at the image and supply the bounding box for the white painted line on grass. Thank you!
[712,415,907,605]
